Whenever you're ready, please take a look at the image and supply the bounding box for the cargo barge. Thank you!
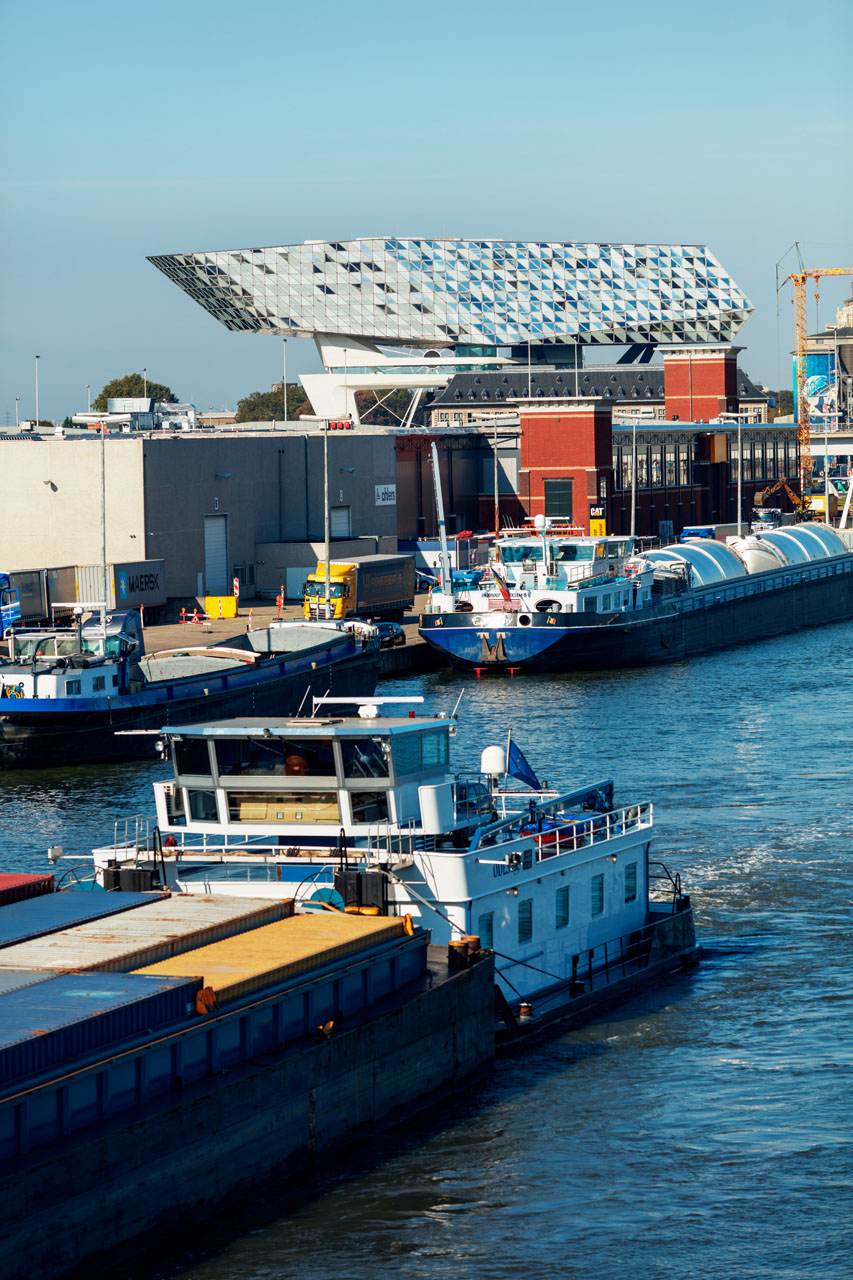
[0,881,493,1280]
[0,617,379,768]
[418,518,853,672]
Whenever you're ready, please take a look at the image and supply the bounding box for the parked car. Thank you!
[376,622,406,649]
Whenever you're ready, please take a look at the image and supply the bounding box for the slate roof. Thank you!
[430,365,767,409]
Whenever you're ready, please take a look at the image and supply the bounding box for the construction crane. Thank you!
[788,266,853,513]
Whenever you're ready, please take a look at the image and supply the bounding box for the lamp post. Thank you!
[630,418,637,537]
[323,417,331,618]
[493,418,500,538]
[15,398,20,428]
[35,355,40,428]
[282,338,288,424]
[86,384,91,412]
[142,368,147,399]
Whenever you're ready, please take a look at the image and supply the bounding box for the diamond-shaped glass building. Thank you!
[149,238,752,419]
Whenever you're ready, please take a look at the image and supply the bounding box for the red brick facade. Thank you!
[518,401,614,532]
[663,346,739,422]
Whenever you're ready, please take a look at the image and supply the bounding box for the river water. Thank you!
[2,623,852,1280]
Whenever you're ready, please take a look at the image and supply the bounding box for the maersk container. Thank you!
[134,912,406,1005]
[0,895,293,974]
[0,972,201,1085]
[0,873,55,908]
[74,560,166,612]
[0,891,165,950]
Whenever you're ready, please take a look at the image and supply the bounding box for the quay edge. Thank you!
[0,947,494,1280]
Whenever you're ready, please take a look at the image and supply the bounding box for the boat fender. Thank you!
[518,613,532,627]
[403,913,414,936]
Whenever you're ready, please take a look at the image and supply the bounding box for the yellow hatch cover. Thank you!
[133,911,405,1004]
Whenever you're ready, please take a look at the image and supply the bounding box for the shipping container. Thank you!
[0,969,54,997]
[0,891,165,949]
[8,569,48,625]
[0,873,54,908]
[134,912,405,1005]
[0,895,293,973]
[0,972,200,1085]
[74,560,166,612]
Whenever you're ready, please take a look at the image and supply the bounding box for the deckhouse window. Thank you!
[215,736,335,778]
[518,898,533,944]
[477,912,494,949]
[187,789,219,822]
[591,874,604,916]
[625,862,637,902]
[350,791,390,824]
[174,737,213,777]
[341,737,389,780]
[227,791,340,823]
[555,886,570,929]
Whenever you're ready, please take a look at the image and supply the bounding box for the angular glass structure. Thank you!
[148,238,752,349]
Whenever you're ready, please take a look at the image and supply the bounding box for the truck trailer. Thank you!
[303,554,415,621]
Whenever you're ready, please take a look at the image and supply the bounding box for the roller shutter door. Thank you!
[204,516,228,594]
[330,506,351,538]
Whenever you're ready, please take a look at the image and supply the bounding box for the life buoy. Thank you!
[163,835,178,849]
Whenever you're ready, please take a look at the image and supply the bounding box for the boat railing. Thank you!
[473,797,652,863]
[112,814,150,858]
[469,780,616,850]
[648,860,685,912]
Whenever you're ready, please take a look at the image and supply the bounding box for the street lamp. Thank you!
[15,397,20,428]
[86,384,91,412]
[630,418,637,537]
[142,368,147,399]
[35,355,40,428]
[282,338,288,424]
[300,415,334,618]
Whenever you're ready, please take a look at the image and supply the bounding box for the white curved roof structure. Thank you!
[644,542,747,585]
[759,525,846,562]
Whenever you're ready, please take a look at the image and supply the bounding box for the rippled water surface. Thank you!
[2,622,852,1280]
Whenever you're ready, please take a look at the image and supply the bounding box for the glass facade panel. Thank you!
[544,479,573,520]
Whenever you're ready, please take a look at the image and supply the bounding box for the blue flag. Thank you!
[507,739,540,789]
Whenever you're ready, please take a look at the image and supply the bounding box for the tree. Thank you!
[235,383,310,422]
[92,374,177,412]
[768,389,794,421]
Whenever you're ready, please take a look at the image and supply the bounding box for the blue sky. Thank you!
[2,0,851,422]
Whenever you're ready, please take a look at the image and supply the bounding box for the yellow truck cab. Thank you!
[303,555,415,621]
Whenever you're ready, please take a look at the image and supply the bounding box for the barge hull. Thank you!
[0,648,377,768]
[0,950,494,1280]
[420,553,853,672]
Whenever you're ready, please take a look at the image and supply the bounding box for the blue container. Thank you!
[0,891,164,949]
[0,971,201,1085]
[0,969,54,997]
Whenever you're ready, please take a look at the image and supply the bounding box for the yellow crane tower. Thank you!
[788,266,852,511]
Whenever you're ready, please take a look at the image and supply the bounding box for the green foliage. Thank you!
[235,384,310,422]
[92,374,177,412]
[355,388,430,426]
[768,389,794,421]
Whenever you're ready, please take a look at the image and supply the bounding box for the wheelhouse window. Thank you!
[187,789,219,822]
[391,728,448,776]
[215,736,335,778]
[625,862,638,902]
[227,791,340,823]
[341,737,390,780]
[174,737,213,777]
[350,791,390,824]
[591,873,604,916]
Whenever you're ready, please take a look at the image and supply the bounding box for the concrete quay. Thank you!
[138,594,444,679]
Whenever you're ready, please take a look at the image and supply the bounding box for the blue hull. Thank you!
[419,551,853,672]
